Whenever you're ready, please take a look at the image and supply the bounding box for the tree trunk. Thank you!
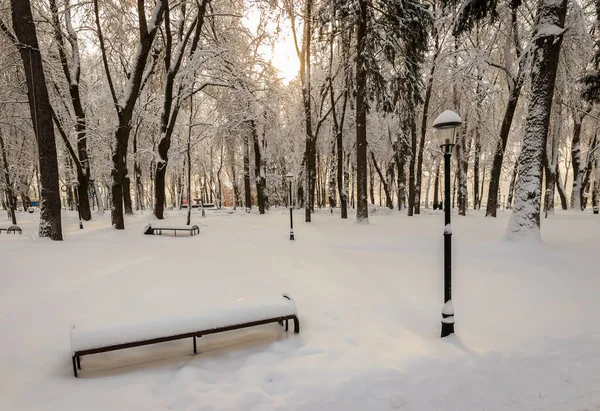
[299,0,315,222]
[243,131,251,211]
[458,127,470,216]
[407,121,417,216]
[486,58,528,217]
[11,0,62,239]
[49,0,92,222]
[506,158,518,209]
[355,0,368,222]
[592,156,599,211]
[580,133,598,210]
[94,0,164,229]
[545,95,562,213]
[0,128,17,225]
[556,165,568,210]
[506,0,567,240]
[251,120,266,214]
[369,155,375,205]
[327,138,336,210]
[416,42,440,215]
[371,152,393,209]
[570,111,586,211]
[433,160,440,208]
[424,160,434,209]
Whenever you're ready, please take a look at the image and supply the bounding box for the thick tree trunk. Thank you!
[11,0,62,239]
[355,0,368,222]
[506,0,567,240]
[299,0,315,222]
[123,176,133,214]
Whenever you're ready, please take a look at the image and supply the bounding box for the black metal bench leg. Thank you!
[193,336,197,354]
[77,356,81,370]
[72,356,78,377]
[293,316,300,334]
[285,320,289,332]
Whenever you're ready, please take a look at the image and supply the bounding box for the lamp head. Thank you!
[433,110,462,147]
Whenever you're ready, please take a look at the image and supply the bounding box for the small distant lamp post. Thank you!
[433,110,462,338]
[286,173,295,240]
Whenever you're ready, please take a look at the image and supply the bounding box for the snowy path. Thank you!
[0,208,599,410]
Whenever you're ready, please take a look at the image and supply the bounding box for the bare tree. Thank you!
[93,0,165,229]
[3,0,62,240]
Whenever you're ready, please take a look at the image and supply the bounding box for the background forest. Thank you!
[0,0,598,240]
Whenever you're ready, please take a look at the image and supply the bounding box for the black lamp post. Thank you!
[433,110,461,338]
[286,173,295,240]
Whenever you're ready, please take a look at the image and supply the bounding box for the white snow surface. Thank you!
[441,300,454,315]
[1,208,600,410]
[432,110,462,128]
[71,296,297,353]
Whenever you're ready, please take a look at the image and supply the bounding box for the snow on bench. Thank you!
[144,223,200,236]
[0,225,22,234]
[70,294,300,377]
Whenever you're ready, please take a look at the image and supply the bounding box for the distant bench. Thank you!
[70,294,300,377]
[144,223,200,236]
[0,225,22,234]
[191,203,215,209]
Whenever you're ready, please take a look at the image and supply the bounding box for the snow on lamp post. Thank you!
[286,173,295,241]
[433,110,461,338]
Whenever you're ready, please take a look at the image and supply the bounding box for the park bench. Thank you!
[144,223,200,236]
[70,294,300,377]
[0,225,22,234]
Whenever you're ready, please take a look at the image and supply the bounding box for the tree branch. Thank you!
[93,0,120,111]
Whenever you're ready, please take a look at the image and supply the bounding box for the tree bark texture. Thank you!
[11,0,63,240]
[355,0,368,222]
[506,0,567,240]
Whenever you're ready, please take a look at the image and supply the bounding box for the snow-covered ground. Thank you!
[1,206,599,410]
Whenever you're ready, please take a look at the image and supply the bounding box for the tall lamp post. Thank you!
[286,173,295,240]
[433,110,461,338]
